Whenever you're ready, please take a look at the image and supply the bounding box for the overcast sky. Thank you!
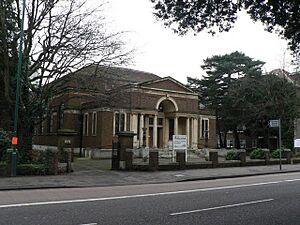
[101,0,295,84]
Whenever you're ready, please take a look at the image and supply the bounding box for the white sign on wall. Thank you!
[294,139,300,148]
[172,135,187,150]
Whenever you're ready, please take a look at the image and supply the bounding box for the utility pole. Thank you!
[278,118,282,171]
[11,0,26,176]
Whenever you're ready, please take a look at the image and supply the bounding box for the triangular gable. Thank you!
[138,77,194,93]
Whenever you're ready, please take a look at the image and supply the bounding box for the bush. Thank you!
[0,129,12,161]
[17,164,47,176]
[225,150,240,160]
[250,148,265,159]
[271,149,281,159]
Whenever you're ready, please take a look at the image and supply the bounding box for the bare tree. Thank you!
[0,0,133,161]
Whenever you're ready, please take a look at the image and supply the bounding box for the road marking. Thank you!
[170,198,274,216]
[0,178,299,208]
[79,223,97,225]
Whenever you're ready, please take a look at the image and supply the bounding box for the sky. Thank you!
[101,0,295,84]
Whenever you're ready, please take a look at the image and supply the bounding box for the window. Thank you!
[47,110,53,133]
[114,112,126,133]
[169,118,174,140]
[120,113,125,131]
[137,114,140,139]
[92,112,97,136]
[201,118,209,138]
[240,139,246,148]
[58,104,64,129]
[227,139,234,148]
[50,114,54,133]
[149,117,154,125]
[83,113,89,136]
[158,118,163,126]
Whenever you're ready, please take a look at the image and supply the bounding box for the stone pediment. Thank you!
[139,77,193,93]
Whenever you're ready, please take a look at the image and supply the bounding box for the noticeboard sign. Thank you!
[172,135,187,150]
[294,139,300,148]
[268,120,279,128]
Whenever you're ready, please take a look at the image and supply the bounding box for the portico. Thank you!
[125,95,199,149]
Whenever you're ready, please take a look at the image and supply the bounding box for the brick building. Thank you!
[33,66,217,157]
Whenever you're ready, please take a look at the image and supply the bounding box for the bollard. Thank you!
[176,151,186,169]
[125,149,133,170]
[209,151,218,168]
[240,150,246,166]
[264,149,270,165]
[149,150,159,171]
[284,150,291,164]
[47,149,59,175]
[66,149,73,173]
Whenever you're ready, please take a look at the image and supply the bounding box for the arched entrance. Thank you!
[149,97,178,148]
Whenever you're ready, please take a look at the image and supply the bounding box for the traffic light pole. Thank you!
[12,0,26,176]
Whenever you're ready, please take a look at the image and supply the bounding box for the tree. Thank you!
[187,51,265,148]
[227,74,298,149]
[151,0,300,54]
[0,0,132,162]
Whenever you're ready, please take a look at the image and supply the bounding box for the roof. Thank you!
[269,69,294,83]
[137,76,194,93]
[51,65,161,94]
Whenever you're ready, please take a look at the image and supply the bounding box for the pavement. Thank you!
[1,158,300,190]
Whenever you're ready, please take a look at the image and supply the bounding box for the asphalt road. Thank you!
[0,172,300,225]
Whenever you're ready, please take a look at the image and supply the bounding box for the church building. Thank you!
[33,66,217,157]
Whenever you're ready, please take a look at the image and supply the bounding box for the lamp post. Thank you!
[11,0,26,176]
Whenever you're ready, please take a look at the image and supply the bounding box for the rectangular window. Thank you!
[115,112,127,133]
[137,114,140,139]
[126,113,130,131]
[41,121,44,134]
[115,113,120,134]
[227,139,234,148]
[158,118,163,126]
[201,119,209,138]
[169,118,174,140]
[149,117,154,125]
[58,104,64,129]
[83,113,89,136]
[240,139,246,148]
[49,114,53,133]
[92,112,97,136]
[120,113,125,131]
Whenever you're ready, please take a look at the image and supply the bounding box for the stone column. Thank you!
[112,113,116,136]
[153,115,158,148]
[186,117,190,148]
[192,118,198,149]
[164,118,169,148]
[124,112,127,131]
[174,116,178,135]
[139,114,144,147]
[131,114,138,148]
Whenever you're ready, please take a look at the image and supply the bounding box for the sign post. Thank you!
[268,119,282,170]
[172,135,187,162]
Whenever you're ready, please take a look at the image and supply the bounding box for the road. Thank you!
[0,172,300,225]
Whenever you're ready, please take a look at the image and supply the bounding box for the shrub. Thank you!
[250,148,265,159]
[271,149,281,159]
[293,151,300,158]
[225,150,240,160]
[17,164,47,176]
